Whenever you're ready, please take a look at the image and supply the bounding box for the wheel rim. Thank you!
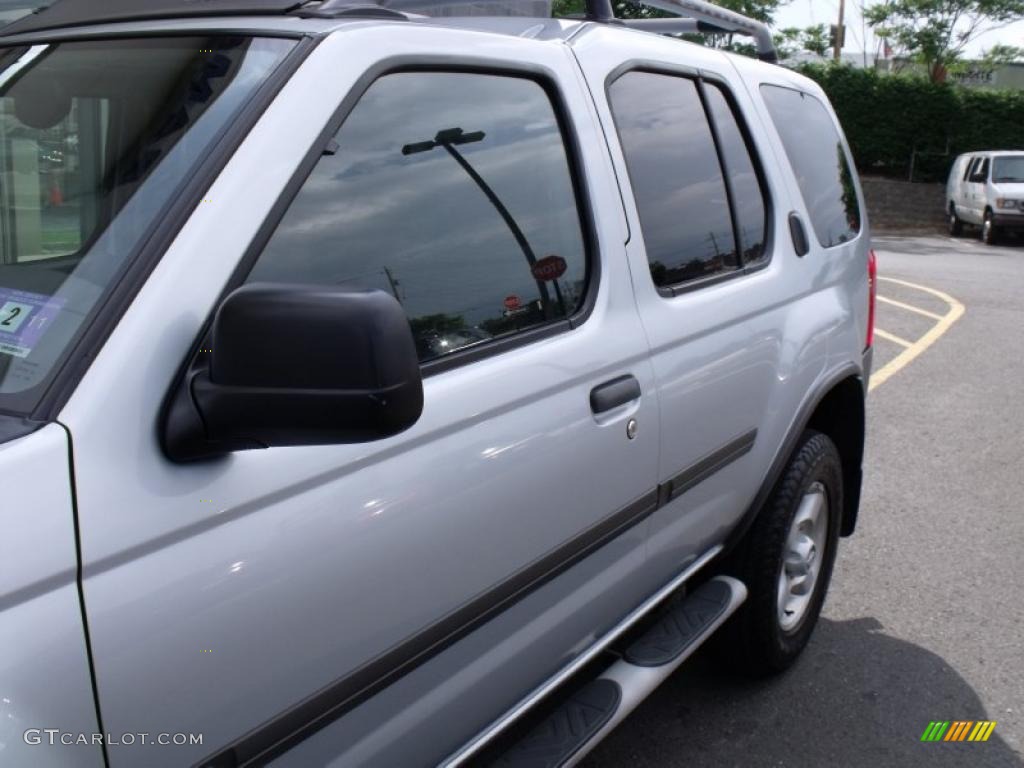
[777,482,829,632]
[984,217,992,241]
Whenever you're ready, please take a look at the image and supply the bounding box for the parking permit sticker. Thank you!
[0,288,66,358]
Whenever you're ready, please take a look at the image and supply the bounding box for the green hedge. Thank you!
[794,64,1024,183]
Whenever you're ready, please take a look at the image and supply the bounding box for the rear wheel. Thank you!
[716,431,843,676]
[948,206,964,237]
[983,211,1000,245]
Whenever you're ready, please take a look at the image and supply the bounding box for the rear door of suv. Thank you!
[57,23,663,767]
[572,29,847,588]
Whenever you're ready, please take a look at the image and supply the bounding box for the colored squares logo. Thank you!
[921,721,997,742]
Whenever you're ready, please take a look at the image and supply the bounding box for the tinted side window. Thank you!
[976,158,990,182]
[963,158,977,181]
[760,85,860,248]
[705,84,768,265]
[247,72,588,364]
[609,71,737,288]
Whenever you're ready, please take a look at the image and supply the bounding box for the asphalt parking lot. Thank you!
[583,234,1024,768]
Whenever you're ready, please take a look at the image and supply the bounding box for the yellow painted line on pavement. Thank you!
[876,295,944,321]
[870,277,965,392]
[873,328,913,348]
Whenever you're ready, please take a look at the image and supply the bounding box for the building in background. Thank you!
[876,57,1024,90]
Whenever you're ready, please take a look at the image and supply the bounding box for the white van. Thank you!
[947,150,1024,244]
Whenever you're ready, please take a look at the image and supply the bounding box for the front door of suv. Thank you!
[60,28,660,767]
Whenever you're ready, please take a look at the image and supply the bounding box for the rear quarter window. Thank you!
[760,84,860,249]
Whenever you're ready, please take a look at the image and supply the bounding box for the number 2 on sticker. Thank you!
[1,306,20,326]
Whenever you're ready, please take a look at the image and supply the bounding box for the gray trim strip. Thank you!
[665,429,757,501]
[196,489,659,767]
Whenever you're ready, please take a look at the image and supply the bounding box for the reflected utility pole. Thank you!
[834,0,846,63]
[383,266,402,304]
[402,127,560,319]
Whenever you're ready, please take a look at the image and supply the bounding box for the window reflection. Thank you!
[249,72,588,362]
[609,71,738,288]
[704,84,768,266]
[760,85,861,248]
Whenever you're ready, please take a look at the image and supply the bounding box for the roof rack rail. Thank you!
[1,0,777,63]
[583,0,776,62]
[378,0,777,61]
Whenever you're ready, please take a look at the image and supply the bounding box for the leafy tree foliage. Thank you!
[866,0,1024,82]
[776,23,831,59]
[797,62,1024,181]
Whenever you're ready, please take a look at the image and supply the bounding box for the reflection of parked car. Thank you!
[947,150,1024,244]
[1,1,873,766]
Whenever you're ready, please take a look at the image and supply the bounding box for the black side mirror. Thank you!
[162,284,423,461]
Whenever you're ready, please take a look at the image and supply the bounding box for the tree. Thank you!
[977,42,1024,68]
[777,24,831,59]
[866,0,1024,83]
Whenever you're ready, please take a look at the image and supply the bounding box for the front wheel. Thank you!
[716,431,843,676]
[948,207,964,237]
[983,211,1000,245]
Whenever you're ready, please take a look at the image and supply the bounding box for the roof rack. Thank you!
[1,0,777,62]
[577,0,776,61]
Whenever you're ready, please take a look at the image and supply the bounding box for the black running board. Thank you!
[622,577,736,667]
[490,679,621,768]
[488,576,746,768]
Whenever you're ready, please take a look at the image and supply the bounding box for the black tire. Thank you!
[716,430,843,677]
[983,211,1000,245]
[948,206,964,237]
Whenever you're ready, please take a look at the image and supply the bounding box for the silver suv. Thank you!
[0,1,873,766]
[947,150,1024,244]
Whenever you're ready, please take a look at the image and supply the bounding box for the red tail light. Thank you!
[866,249,877,349]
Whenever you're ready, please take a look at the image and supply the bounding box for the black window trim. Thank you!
[976,157,990,182]
[963,156,977,182]
[177,56,601,387]
[758,81,863,252]
[0,30,320,424]
[603,60,774,299]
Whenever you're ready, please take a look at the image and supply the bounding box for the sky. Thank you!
[773,0,1024,59]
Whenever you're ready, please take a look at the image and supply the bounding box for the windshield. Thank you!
[0,35,294,414]
[993,156,1024,183]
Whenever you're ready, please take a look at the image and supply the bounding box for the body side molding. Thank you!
[195,427,760,766]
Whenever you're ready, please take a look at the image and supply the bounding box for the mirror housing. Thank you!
[162,284,423,461]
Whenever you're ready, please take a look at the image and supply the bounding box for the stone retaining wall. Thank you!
[859,176,947,234]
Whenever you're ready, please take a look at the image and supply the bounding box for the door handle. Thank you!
[590,375,641,414]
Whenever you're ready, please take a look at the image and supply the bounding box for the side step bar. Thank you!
[491,576,747,768]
